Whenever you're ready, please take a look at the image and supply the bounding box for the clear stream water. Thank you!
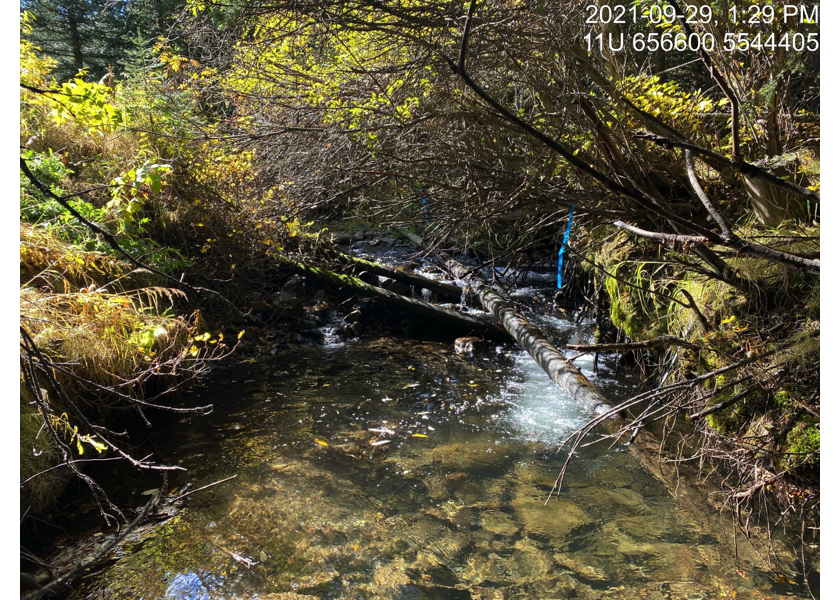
[78,326,814,599]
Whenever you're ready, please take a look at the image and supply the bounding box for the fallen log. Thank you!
[417,245,766,562]
[277,255,509,340]
[331,252,463,301]
[444,258,611,415]
[567,336,700,353]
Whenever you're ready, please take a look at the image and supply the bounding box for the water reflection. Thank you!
[82,338,810,599]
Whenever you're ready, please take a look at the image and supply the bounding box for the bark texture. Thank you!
[278,256,509,339]
[445,259,612,415]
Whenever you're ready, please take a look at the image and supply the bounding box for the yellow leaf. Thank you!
[411,434,428,438]
[721,315,736,325]
[82,436,108,453]
[315,438,329,447]
[237,330,245,339]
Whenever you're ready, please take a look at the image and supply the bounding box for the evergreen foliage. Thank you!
[20,0,184,80]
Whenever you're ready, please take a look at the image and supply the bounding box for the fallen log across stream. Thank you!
[443,257,613,416]
[276,255,509,340]
[439,252,758,555]
[280,245,770,566]
[388,245,782,566]
[327,250,464,301]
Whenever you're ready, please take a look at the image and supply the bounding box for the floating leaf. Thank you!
[411,433,428,438]
[315,438,329,447]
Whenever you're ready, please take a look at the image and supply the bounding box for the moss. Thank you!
[705,395,741,434]
[778,418,819,473]
[606,292,645,339]
[774,390,793,410]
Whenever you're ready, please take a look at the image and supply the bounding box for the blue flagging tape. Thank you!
[421,188,429,220]
[557,205,575,289]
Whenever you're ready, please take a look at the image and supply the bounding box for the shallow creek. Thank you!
[80,326,811,599]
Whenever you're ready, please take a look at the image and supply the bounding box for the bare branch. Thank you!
[567,336,701,353]
[614,220,708,246]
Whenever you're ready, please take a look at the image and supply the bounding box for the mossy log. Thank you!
[445,259,611,415]
[331,251,463,301]
[277,256,509,340]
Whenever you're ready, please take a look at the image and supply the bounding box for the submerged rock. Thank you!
[574,486,646,510]
[480,510,520,537]
[371,559,411,592]
[507,538,553,580]
[511,496,592,541]
[552,552,608,582]
[429,441,519,473]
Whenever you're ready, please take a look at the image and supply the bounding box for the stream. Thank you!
[73,313,814,599]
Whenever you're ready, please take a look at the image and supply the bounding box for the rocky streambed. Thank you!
[69,334,813,599]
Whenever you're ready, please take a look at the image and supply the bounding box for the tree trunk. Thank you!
[331,251,463,301]
[67,10,84,70]
[277,256,509,340]
[445,258,612,415]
